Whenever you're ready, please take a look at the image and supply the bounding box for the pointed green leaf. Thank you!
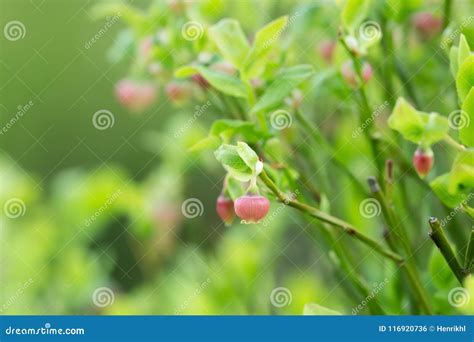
[449,149,474,193]
[450,46,459,78]
[252,65,314,113]
[388,98,449,145]
[430,173,470,208]
[458,34,471,70]
[342,0,370,30]
[456,55,474,102]
[303,303,342,315]
[210,119,264,143]
[460,87,474,146]
[175,65,247,98]
[214,144,253,182]
[208,19,250,70]
[236,141,260,172]
[243,16,288,78]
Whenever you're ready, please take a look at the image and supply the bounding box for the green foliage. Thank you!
[176,65,248,98]
[388,98,449,146]
[460,88,474,146]
[252,65,314,113]
[243,16,288,78]
[341,0,370,31]
[456,55,474,102]
[208,19,250,69]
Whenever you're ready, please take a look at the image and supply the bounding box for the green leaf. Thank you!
[456,55,474,102]
[430,173,469,208]
[458,34,471,70]
[210,119,264,143]
[175,65,247,98]
[388,98,449,146]
[214,144,253,182]
[208,19,250,70]
[449,149,474,193]
[460,87,474,146]
[252,65,314,113]
[174,65,198,78]
[243,16,288,78]
[303,303,342,315]
[236,141,260,172]
[342,0,370,30]
[449,46,459,78]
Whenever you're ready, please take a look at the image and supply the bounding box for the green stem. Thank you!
[259,170,404,264]
[338,36,384,176]
[294,110,368,196]
[443,0,452,30]
[429,217,465,284]
[322,227,386,314]
[393,59,422,108]
[368,177,432,314]
[443,135,466,152]
[464,229,474,271]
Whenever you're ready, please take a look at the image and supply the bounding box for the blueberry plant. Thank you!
[98,0,474,314]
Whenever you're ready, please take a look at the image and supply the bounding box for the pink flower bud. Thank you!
[139,37,153,61]
[412,12,442,40]
[413,147,434,177]
[341,61,372,88]
[234,195,270,224]
[362,62,373,83]
[115,79,157,113]
[318,40,336,64]
[216,195,234,225]
[165,82,190,103]
[191,73,210,89]
[341,61,358,88]
[211,61,236,75]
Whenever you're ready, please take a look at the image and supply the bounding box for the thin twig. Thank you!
[259,170,403,264]
[429,217,465,285]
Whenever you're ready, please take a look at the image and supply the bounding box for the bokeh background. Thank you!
[1,0,473,315]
